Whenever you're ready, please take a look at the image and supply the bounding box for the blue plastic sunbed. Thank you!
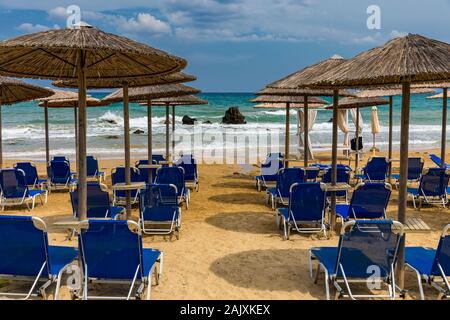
[0,215,78,300]
[336,182,391,221]
[111,167,141,206]
[0,169,47,211]
[139,184,181,238]
[407,168,449,209]
[267,168,306,209]
[47,160,76,192]
[405,224,450,300]
[429,154,450,169]
[14,162,47,189]
[136,160,156,184]
[86,156,105,182]
[391,157,424,187]
[354,157,389,182]
[77,219,163,300]
[322,167,351,202]
[255,154,284,192]
[71,182,124,219]
[276,182,327,239]
[309,220,404,300]
[155,166,190,209]
[175,154,199,192]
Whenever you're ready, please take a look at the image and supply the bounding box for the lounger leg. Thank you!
[158,252,164,281]
[23,262,47,300]
[408,264,425,300]
[54,264,73,300]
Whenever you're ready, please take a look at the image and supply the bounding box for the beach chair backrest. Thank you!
[86,156,99,177]
[14,162,39,187]
[140,184,178,211]
[78,220,143,280]
[111,167,141,185]
[0,169,27,198]
[336,220,403,278]
[306,168,320,181]
[322,168,351,184]
[0,215,50,277]
[156,167,185,196]
[136,160,156,183]
[261,155,283,177]
[408,158,424,180]
[349,183,391,219]
[277,168,306,198]
[152,154,166,163]
[364,157,389,181]
[71,183,110,218]
[419,168,450,197]
[268,152,284,159]
[49,160,71,183]
[289,183,326,222]
[52,156,69,163]
[176,155,198,181]
[429,154,444,168]
[431,225,450,276]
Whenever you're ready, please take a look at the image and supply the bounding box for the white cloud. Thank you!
[16,23,52,32]
[47,6,68,20]
[390,30,408,39]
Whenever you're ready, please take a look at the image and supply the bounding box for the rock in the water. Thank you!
[222,107,246,124]
[182,115,197,125]
[106,135,120,140]
[133,129,145,134]
[327,118,333,123]
[203,120,212,124]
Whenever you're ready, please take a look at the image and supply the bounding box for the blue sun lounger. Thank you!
[391,157,424,187]
[14,162,47,189]
[276,182,327,239]
[86,156,105,182]
[156,166,190,209]
[322,167,351,202]
[0,215,78,300]
[407,168,450,209]
[429,154,450,169]
[336,183,391,221]
[405,224,450,300]
[309,220,404,300]
[355,157,389,182]
[139,184,181,238]
[77,219,163,300]
[267,168,306,209]
[255,154,284,192]
[175,154,199,192]
[111,167,141,206]
[0,169,47,211]
[152,154,167,164]
[136,160,156,184]
[71,182,124,219]
[47,160,77,192]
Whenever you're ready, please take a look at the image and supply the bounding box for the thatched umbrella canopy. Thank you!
[355,87,436,181]
[324,97,389,170]
[104,84,201,182]
[254,102,326,109]
[0,24,187,220]
[286,34,450,288]
[52,72,196,89]
[37,91,110,165]
[256,86,354,97]
[0,77,53,166]
[251,95,328,166]
[135,95,208,181]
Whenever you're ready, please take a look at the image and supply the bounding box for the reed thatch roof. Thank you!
[251,94,329,105]
[427,92,449,99]
[0,76,53,104]
[355,87,436,98]
[298,34,450,88]
[139,95,208,106]
[256,86,354,97]
[0,24,186,81]
[52,72,196,89]
[414,82,450,89]
[254,102,326,109]
[39,97,110,108]
[103,84,201,102]
[325,97,389,109]
[266,55,347,91]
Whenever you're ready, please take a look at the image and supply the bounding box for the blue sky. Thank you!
[0,0,449,92]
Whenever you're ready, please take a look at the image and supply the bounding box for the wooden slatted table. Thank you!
[111,182,146,191]
[393,217,432,233]
[320,182,352,192]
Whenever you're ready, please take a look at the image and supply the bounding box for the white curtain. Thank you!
[297,109,317,160]
[337,109,350,148]
[350,108,364,135]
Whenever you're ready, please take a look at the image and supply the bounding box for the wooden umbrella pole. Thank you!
[388,96,393,183]
[172,104,176,157]
[285,102,290,168]
[74,107,79,174]
[330,90,339,229]
[441,88,448,167]
[123,82,132,218]
[76,49,88,221]
[355,107,360,171]
[165,103,170,162]
[304,95,309,167]
[397,81,411,290]
[44,102,50,165]
[147,99,153,183]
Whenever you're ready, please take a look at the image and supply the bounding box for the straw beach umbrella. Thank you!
[251,94,329,167]
[37,90,110,166]
[0,77,52,167]
[284,34,450,289]
[325,96,389,170]
[0,24,187,220]
[103,84,201,187]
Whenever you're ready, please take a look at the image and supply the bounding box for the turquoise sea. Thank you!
[2,92,447,161]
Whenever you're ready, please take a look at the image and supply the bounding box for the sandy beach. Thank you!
[0,147,449,300]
